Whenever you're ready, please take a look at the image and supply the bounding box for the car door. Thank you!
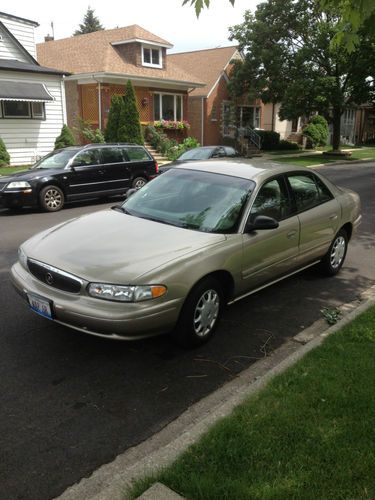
[286,172,340,264]
[124,146,154,185]
[97,147,130,192]
[240,176,300,293]
[66,148,103,198]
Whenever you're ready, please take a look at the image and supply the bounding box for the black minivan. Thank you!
[0,143,158,212]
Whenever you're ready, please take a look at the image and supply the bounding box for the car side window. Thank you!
[99,147,124,164]
[251,178,291,221]
[125,147,151,161]
[314,175,333,202]
[72,149,99,167]
[288,174,330,212]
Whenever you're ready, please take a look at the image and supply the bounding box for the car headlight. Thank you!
[6,181,31,189]
[18,246,28,269]
[87,283,167,302]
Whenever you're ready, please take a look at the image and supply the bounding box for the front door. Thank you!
[240,176,300,293]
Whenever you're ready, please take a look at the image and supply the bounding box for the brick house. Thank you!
[37,25,204,139]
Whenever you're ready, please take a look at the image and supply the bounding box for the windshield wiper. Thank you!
[111,205,132,215]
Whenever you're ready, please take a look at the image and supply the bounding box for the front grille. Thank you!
[0,182,7,192]
[27,259,82,293]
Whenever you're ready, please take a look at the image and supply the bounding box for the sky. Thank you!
[4,0,260,52]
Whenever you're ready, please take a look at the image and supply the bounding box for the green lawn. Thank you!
[128,305,375,499]
[0,166,30,175]
[272,148,375,167]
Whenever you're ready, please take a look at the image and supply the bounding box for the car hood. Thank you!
[0,168,62,182]
[23,209,226,283]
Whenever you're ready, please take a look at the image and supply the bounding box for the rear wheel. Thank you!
[132,177,147,190]
[39,185,64,212]
[319,228,348,276]
[173,277,223,348]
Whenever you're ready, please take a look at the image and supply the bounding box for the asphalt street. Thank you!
[0,163,374,500]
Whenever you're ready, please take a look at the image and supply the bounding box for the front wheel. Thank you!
[173,277,223,348]
[319,229,348,276]
[39,185,65,212]
[132,177,147,190]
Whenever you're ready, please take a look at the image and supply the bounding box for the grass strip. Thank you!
[0,166,30,175]
[128,305,375,499]
[272,148,375,167]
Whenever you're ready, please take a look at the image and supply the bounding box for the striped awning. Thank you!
[0,81,54,102]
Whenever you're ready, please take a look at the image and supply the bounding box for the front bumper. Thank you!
[10,262,183,340]
[0,189,38,208]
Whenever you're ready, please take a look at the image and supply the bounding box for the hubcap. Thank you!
[45,189,62,209]
[193,289,220,337]
[330,235,346,269]
[134,179,146,189]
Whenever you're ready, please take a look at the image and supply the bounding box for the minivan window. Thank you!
[72,150,99,167]
[32,149,77,169]
[125,147,151,161]
[100,147,124,164]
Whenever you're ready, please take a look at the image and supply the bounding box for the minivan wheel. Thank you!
[39,185,65,212]
[319,229,348,276]
[173,277,223,348]
[132,177,147,189]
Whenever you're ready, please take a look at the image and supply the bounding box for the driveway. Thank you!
[0,163,374,500]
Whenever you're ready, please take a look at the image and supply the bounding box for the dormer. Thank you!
[111,36,173,70]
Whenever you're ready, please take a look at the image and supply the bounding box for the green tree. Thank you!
[0,137,10,166]
[118,81,143,145]
[73,6,104,36]
[229,0,375,151]
[303,115,329,147]
[105,95,124,142]
[54,125,76,149]
[183,0,234,17]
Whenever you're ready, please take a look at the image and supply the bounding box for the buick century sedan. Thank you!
[11,160,361,347]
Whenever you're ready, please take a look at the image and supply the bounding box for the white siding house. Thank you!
[0,11,67,165]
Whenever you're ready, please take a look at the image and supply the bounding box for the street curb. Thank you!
[56,286,375,500]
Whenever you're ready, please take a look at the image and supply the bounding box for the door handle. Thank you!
[329,214,338,220]
[98,169,105,175]
[287,230,297,239]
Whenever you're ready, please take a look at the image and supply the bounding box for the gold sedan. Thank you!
[11,160,361,347]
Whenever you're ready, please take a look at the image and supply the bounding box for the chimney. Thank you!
[44,34,54,42]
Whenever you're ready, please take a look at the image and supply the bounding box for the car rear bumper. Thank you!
[10,262,183,340]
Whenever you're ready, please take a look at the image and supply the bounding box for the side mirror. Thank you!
[126,188,137,199]
[245,215,279,232]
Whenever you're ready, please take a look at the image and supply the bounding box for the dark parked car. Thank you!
[0,143,158,211]
[159,145,240,173]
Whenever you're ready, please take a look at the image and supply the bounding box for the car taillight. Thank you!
[155,161,159,173]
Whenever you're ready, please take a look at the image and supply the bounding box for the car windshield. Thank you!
[31,149,78,169]
[123,169,254,233]
[177,148,215,160]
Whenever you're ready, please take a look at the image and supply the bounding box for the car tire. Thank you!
[132,177,147,190]
[39,185,65,212]
[319,228,348,276]
[173,277,223,348]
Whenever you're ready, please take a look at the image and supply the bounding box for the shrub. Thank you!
[278,139,300,150]
[54,125,76,149]
[303,114,329,147]
[75,117,105,144]
[0,137,10,166]
[118,80,143,144]
[145,125,199,160]
[105,94,124,142]
[256,130,280,150]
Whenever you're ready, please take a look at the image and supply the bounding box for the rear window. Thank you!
[124,147,151,161]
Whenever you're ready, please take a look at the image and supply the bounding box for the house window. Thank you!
[153,93,183,121]
[211,104,218,121]
[142,45,162,68]
[31,102,45,119]
[237,106,261,129]
[3,101,31,118]
[222,102,232,137]
[1,101,45,119]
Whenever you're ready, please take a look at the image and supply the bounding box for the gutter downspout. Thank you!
[98,81,102,130]
[271,102,275,132]
[61,76,67,124]
[201,97,204,145]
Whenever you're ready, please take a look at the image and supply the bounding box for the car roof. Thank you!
[169,159,310,182]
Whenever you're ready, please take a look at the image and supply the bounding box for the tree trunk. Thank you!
[331,107,342,152]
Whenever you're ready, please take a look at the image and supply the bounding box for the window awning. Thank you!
[0,81,54,102]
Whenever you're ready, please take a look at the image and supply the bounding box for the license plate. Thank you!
[27,294,53,320]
